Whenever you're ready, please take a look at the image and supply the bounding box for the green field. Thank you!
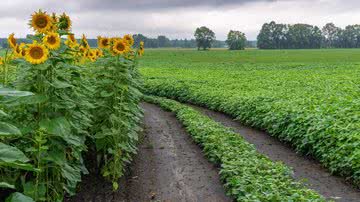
[140,49,360,184]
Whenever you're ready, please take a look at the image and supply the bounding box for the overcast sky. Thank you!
[1,0,360,40]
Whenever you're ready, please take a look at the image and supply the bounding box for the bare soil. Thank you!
[190,104,360,202]
[67,103,231,202]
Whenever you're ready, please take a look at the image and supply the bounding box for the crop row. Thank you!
[144,95,324,201]
[142,64,360,185]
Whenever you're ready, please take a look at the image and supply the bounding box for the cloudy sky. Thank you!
[1,0,360,40]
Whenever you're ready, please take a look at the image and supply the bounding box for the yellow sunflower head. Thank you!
[58,13,72,31]
[123,34,134,46]
[79,45,89,56]
[138,46,145,57]
[95,49,104,57]
[81,34,90,48]
[49,13,58,32]
[43,32,61,50]
[7,33,17,49]
[112,39,129,55]
[86,49,98,62]
[0,57,4,65]
[25,41,49,64]
[65,34,78,48]
[98,36,110,49]
[30,10,53,34]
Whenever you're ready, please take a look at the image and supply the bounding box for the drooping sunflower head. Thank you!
[58,13,72,31]
[30,10,53,34]
[81,34,90,48]
[20,43,27,57]
[123,34,134,46]
[112,39,129,55]
[25,41,49,64]
[43,32,61,50]
[49,13,58,32]
[138,46,145,57]
[98,36,110,49]
[7,33,17,49]
[65,34,78,48]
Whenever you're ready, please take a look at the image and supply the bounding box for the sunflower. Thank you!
[13,43,26,58]
[86,49,98,62]
[58,13,72,31]
[138,46,144,56]
[81,34,90,49]
[0,57,3,65]
[30,10,53,34]
[43,32,61,50]
[50,13,58,32]
[123,34,134,46]
[112,40,129,55]
[7,33,17,49]
[79,46,89,56]
[95,49,104,57]
[97,36,110,49]
[25,42,49,64]
[65,34,78,48]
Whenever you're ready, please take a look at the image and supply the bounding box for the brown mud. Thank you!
[67,103,231,202]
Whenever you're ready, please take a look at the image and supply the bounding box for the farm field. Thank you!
[140,48,360,200]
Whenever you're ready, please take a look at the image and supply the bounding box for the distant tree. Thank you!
[157,35,171,47]
[226,30,247,50]
[322,23,341,48]
[257,21,323,49]
[194,26,215,50]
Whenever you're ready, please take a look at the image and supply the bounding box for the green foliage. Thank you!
[140,49,360,186]
[194,26,216,50]
[90,54,143,189]
[226,30,247,50]
[0,42,142,201]
[144,95,325,201]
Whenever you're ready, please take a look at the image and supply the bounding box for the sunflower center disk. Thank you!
[30,47,44,59]
[36,16,48,28]
[117,43,125,51]
[48,36,56,44]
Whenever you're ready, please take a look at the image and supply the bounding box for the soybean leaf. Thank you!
[5,192,35,202]
[0,181,15,189]
[0,142,29,163]
[0,88,33,97]
[0,122,22,137]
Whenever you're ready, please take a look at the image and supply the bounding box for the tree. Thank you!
[194,26,215,50]
[226,30,247,50]
[157,35,171,47]
[322,23,341,48]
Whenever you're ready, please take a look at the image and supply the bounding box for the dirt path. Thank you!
[190,104,360,202]
[67,103,231,202]
[123,102,231,202]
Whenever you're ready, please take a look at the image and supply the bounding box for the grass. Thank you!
[140,48,360,185]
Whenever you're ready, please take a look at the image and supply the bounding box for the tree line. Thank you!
[257,21,360,49]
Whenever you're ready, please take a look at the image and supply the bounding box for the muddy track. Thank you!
[67,103,231,202]
[190,104,360,202]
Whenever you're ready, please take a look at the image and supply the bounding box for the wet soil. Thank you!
[67,103,231,202]
[190,104,360,202]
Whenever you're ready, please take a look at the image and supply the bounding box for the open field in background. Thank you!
[140,49,360,185]
[140,48,360,67]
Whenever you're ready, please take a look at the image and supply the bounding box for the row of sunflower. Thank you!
[0,10,144,202]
